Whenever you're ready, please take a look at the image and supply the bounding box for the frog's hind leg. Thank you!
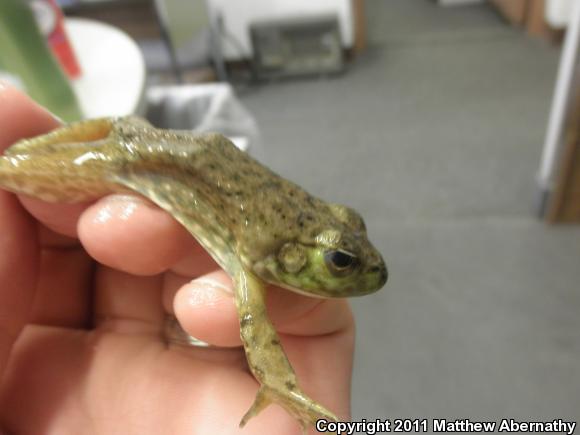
[4,118,114,156]
[0,118,128,202]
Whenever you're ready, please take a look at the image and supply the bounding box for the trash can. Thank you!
[146,83,262,157]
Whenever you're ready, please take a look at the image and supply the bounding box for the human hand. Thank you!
[0,84,354,435]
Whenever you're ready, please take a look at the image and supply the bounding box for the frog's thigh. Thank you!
[5,118,114,155]
[235,270,337,432]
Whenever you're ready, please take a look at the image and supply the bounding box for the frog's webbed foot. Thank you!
[241,385,337,434]
[234,270,338,433]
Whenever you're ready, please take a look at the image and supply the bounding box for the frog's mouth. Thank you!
[252,260,331,298]
[252,258,386,299]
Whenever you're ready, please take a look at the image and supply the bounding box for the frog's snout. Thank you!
[369,262,388,288]
[362,258,388,294]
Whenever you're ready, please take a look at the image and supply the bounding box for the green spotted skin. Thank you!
[0,117,387,433]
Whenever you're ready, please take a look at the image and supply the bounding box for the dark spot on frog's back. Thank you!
[297,212,315,228]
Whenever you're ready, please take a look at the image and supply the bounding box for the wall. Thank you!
[206,0,353,60]
[545,0,573,28]
[438,0,484,5]
[160,0,209,48]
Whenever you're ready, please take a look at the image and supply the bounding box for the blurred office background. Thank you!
[2,0,579,431]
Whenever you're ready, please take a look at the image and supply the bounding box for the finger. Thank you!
[0,82,59,151]
[171,271,241,347]
[78,195,195,276]
[19,197,88,238]
[171,270,355,348]
[268,288,354,336]
[93,265,164,334]
[170,241,220,277]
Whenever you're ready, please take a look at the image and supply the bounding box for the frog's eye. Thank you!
[324,249,359,276]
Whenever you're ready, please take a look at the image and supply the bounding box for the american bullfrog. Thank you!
[0,117,387,433]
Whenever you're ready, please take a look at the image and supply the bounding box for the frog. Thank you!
[0,116,387,433]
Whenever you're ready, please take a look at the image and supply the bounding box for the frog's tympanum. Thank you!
[0,117,387,433]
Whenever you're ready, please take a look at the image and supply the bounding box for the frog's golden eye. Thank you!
[324,249,359,276]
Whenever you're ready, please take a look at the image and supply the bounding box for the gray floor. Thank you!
[240,0,580,430]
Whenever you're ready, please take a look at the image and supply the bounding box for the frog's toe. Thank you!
[240,385,337,433]
[240,387,271,427]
